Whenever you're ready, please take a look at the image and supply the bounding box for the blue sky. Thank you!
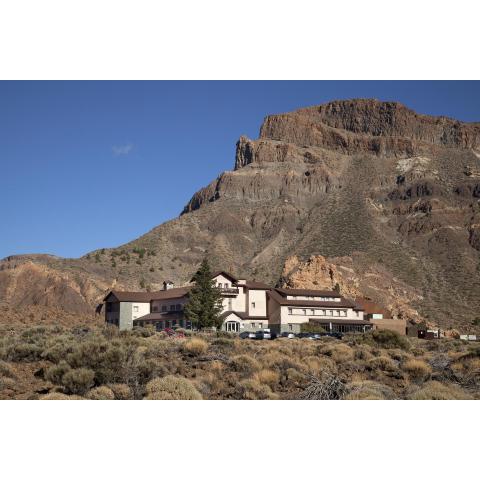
[1,81,479,259]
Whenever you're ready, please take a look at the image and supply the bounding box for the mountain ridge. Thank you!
[1,98,480,331]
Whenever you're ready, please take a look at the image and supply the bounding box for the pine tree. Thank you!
[184,258,224,330]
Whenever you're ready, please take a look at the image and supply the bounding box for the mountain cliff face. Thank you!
[2,99,480,330]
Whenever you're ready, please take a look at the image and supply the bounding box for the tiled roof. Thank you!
[104,286,191,303]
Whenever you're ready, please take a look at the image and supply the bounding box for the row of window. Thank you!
[152,304,183,312]
[288,308,348,317]
[287,296,340,302]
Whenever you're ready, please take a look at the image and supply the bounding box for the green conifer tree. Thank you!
[184,258,224,330]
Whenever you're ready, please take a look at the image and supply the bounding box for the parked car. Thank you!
[239,331,250,339]
[280,332,296,339]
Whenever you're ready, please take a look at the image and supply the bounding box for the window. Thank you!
[302,309,307,315]
[311,309,315,315]
[170,305,175,311]
[175,304,181,311]
[251,322,256,328]
[251,302,256,309]
[288,308,293,315]
[259,323,263,329]
[288,324,293,331]
[133,305,139,312]
[224,283,229,288]
[161,305,167,312]
[152,306,158,312]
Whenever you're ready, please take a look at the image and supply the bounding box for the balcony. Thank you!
[217,287,239,296]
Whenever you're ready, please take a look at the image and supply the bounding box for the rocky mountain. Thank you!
[1,99,480,330]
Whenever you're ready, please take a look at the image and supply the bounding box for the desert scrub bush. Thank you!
[61,368,95,395]
[8,342,43,362]
[318,343,354,363]
[40,392,84,400]
[145,376,202,400]
[108,383,133,400]
[304,355,337,375]
[0,361,16,379]
[230,354,261,374]
[367,356,398,372]
[402,359,432,381]
[344,380,396,400]
[86,386,115,400]
[238,379,279,400]
[45,361,71,385]
[253,369,279,387]
[0,376,16,390]
[283,368,307,388]
[451,357,480,388]
[354,330,410,350]
[354,345,374,361]
[182,338,208,356]
[408,381,472,400]
[211,337,235,348]
[298,373,346,400]
[41,335,76,363]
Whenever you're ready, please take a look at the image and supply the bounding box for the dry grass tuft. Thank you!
[108,383,133,400]
[86,386,115,400]
[254,369,279,387]
[367,356,397,372]
[402,359,432,381]
[230,354,261,374]
[183,338,208,356]
[319,343,354,363]
[408,381,472,400]
[239,378,279,400]
[40,392,84,400]
[145,375,202,400]
[344,380,396,400]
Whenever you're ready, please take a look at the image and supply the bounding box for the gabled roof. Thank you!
[275,287,342,298]
[104,290,152,303]
[189,270,238,283]
[268,290,363,310]
[219,310,268,321]
[149,286,191,301]
[134,311,183,322]
[210,271,238,283]
[104,286,191,303]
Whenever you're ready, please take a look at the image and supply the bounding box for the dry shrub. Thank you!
[0,361,16,379]
[366,330,411,350]
[367,356,397,372]
[354,345,374,361]
[403,359,432,381]
[408,381,472,400]
[387,349,411,362]
[284,368,307,388]
[86,386,115,400]
[45,360,71,385]
[208,360,225,375]
[40,392,84,400]
[61,368,95,395]
[344,380,396,400]
[108,383,133,400]
[319,343,354,363]
[254,369,279,387]
[183,338,208,356]
[230,355,261,374]
[0,376,16,390]
[304,355,337,375]
[298,373,346,400]
[145,375,202,400]
[451,357,480,387]
[239,379,279,400]
[260,351,303,371]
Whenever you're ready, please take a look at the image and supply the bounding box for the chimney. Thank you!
[163,281,174,291]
